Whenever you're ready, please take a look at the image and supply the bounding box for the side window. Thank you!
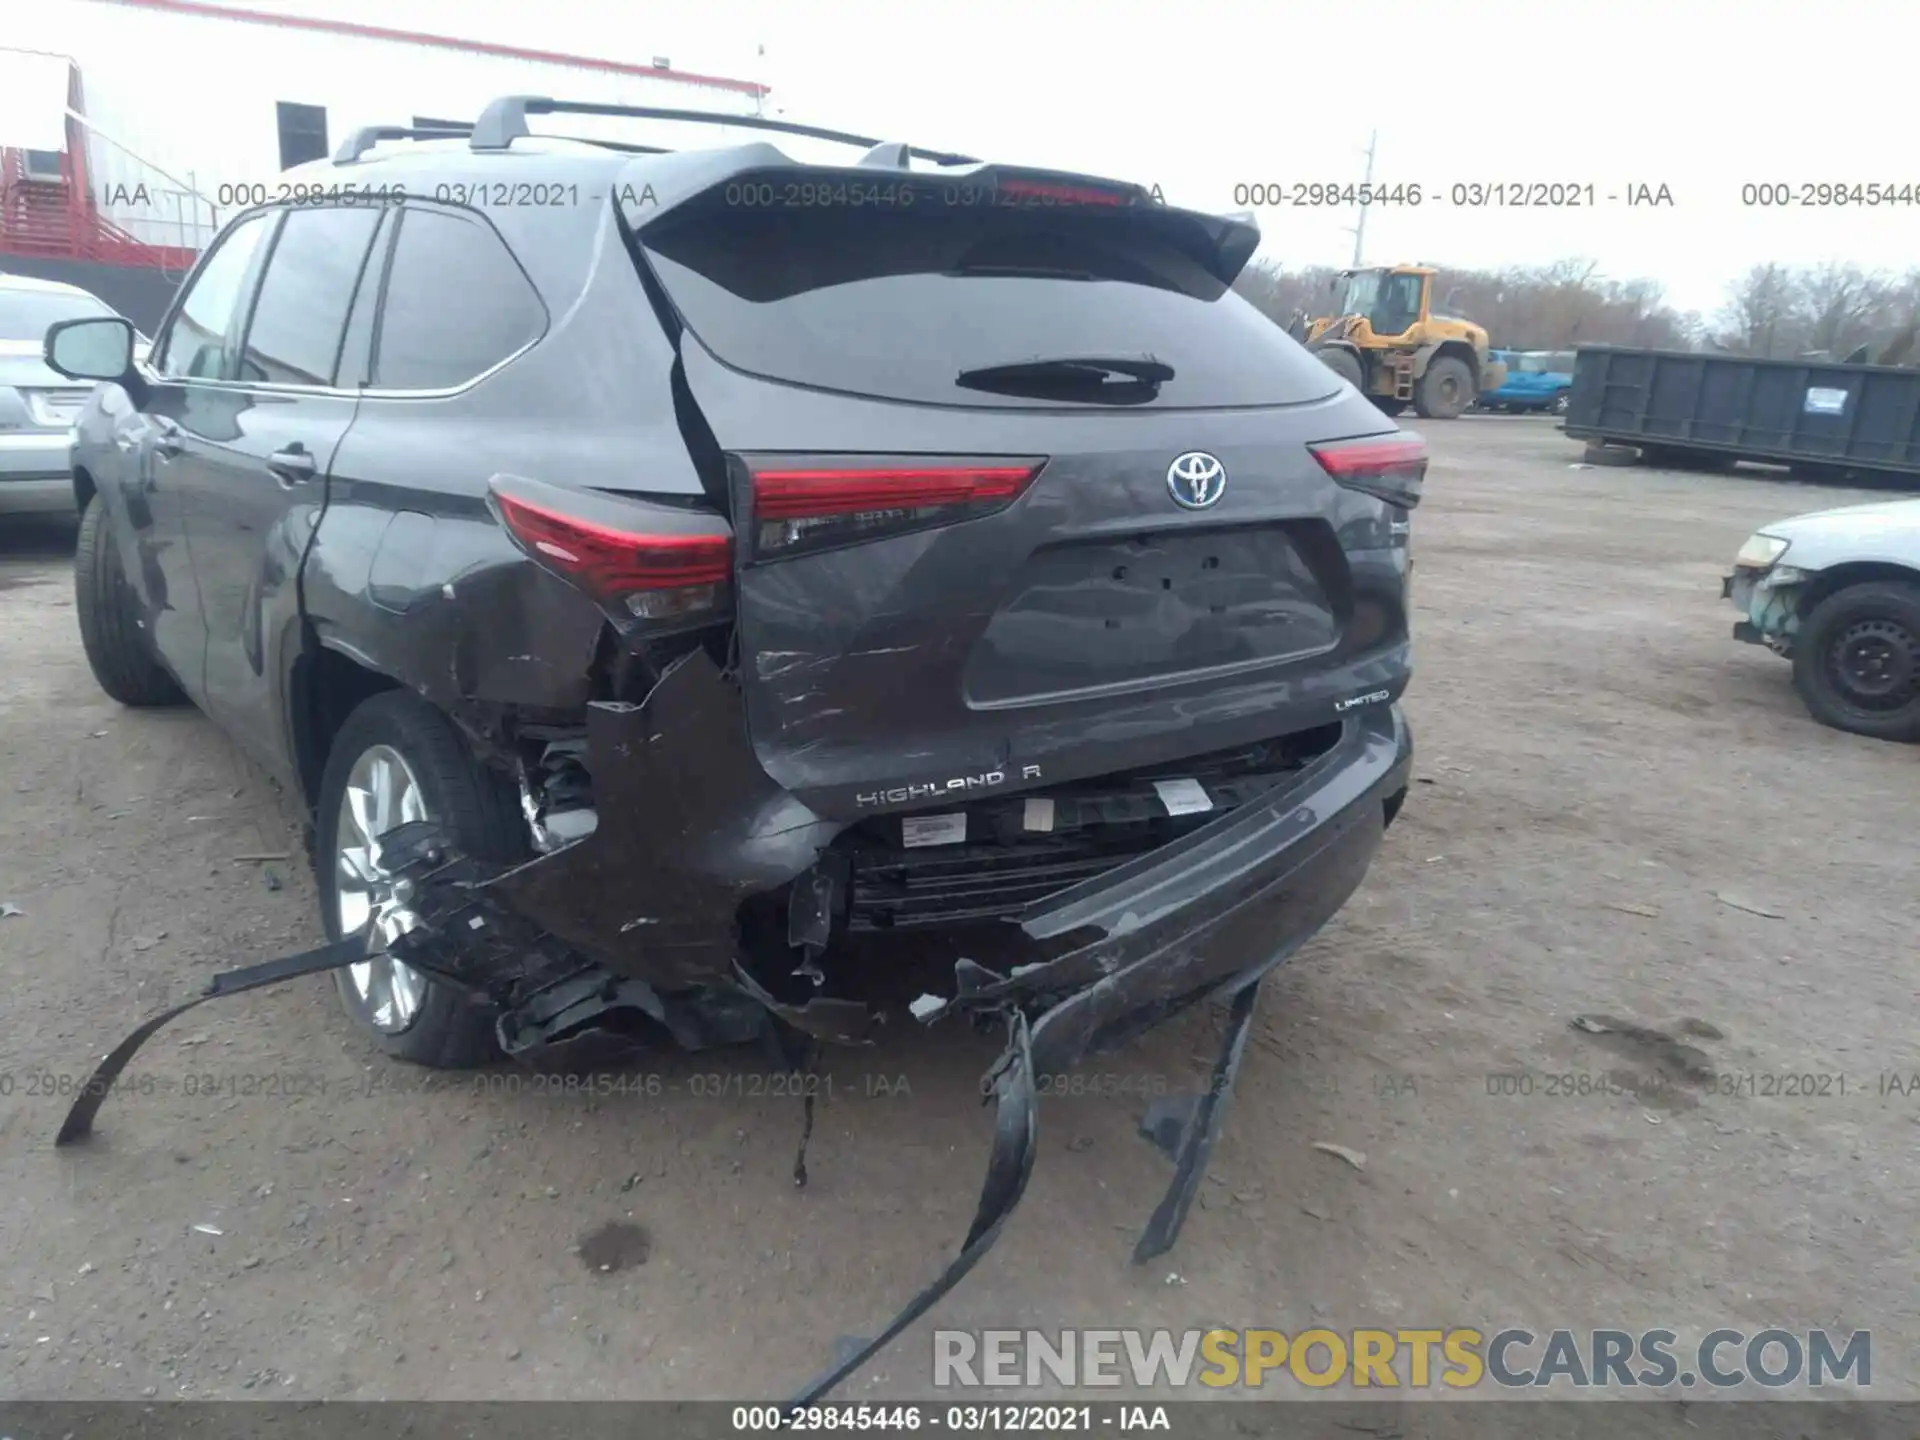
[236,204,384,386]
[153,212,273,379]
[370,207,545,390]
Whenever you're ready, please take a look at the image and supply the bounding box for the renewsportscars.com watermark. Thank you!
[933,1327,1870,1391]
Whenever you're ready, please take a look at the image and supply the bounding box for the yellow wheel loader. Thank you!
[1293,265,1506,420]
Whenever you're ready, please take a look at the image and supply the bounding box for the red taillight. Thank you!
[491,485,732,624]
[1308,435,1428,509]
[747,460,1045,557]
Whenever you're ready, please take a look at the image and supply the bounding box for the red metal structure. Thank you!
[0,56,202,270]
[0,153,203,271]
[2,6,768,274]
[93,0,770,98]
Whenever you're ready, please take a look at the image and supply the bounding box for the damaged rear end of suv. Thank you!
[52,97,1416,1399]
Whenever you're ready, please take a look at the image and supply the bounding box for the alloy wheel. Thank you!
[334,744,432,1032]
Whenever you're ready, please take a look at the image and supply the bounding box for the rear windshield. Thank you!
[637,176,1339,409]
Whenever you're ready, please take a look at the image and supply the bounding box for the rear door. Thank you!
[633,172,1393,817]
[182,202,385,782]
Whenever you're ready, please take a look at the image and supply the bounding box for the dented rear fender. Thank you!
[301,495,606,717]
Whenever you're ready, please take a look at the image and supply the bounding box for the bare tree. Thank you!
[1716,263,1799,356]
[1799,263,1889,355]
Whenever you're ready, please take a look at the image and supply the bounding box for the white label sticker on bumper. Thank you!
[1023,797,1056,833]
[902,813,967,848]
[1152,778,1213,816]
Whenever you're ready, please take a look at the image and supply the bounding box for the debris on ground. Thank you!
[1603,901,1662,918]
[191,1224,223,1237]
[907,993,945,1021]
[1312,1142,1367,1171]
[1712,891,1784,920]
[230,852,291,864]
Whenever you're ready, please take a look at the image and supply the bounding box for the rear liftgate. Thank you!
[53,820,1286,1406]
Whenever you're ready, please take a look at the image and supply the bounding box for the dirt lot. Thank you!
[1,418,1915,1404]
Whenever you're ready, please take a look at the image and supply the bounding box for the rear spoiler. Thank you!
[615,153,1262,288]
[444,94,1258,286]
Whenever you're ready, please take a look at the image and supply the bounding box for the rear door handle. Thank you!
[268,445,317,484]
[151,418,184,459]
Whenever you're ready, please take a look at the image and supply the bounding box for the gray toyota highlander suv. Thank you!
[46,97,1418,1397]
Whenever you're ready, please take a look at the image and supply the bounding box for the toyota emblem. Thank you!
[1166,452,1227,510]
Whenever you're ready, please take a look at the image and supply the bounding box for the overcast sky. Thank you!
[273,0,1907,318]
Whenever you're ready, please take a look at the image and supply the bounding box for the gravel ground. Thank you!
[1,417,1915,1404]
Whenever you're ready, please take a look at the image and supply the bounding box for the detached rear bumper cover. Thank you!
[448,647,1410,1055]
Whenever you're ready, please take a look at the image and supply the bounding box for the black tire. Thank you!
[1582,442,1641,468]
[1314,347,1365,390]
[315,690,531,1066]
[1413,356,1474,419]
[1790,582,1920,743]
[73,495,185,707]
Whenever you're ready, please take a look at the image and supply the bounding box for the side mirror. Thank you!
[46,316,136,382]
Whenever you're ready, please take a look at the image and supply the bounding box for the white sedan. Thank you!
[1724,496,1920,741]
[0,274,149,517]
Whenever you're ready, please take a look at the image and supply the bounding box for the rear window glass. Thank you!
[638,177,1338,410]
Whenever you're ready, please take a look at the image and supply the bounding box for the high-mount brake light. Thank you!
[1307,435,1429,509]
[992,178,1130,207]
[491,489,732,623]
[747,460,1046,557]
